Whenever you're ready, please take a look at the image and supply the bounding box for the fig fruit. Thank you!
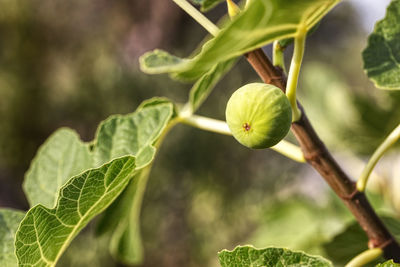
[225,83,292,149]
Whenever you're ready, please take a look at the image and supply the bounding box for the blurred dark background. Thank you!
[1,0,400,266]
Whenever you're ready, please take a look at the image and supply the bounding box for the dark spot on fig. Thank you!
[243,123,251,131]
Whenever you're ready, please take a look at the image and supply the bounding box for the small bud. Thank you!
[226,0,241,19]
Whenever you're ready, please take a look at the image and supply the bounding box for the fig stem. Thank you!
[357,124,400,192]
[272,41,286,73]
[172,0,219,37]
[180,114,305,163]
[345,248,383,267]
[271,139,305,163]
[286,25,306,122]
[181,114,231,136]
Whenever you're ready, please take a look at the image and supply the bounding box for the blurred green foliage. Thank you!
[1,0,400,266]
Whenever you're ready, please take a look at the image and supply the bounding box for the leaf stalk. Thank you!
[172,0,219,36]
[286,26,306,122]
[357,124,400,192]
[345,248,383,267]
[272,41,286,73]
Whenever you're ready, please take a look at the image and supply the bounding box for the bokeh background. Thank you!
[1,0,400,266]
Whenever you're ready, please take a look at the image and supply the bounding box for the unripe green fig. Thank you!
[225,83,292,149]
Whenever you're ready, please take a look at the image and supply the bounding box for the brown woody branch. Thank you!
[245,48,400,261]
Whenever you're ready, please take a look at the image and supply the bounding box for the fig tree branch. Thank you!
[245,48,400,262]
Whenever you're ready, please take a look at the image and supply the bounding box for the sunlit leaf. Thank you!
[218,245,333,267]
[93,99,174,169]
[23,128,92,208]
[377,260,400,267]
[15,156,136,267]
[140,50,236,113]
[140,0,340,81]
[139,50,187,76]
[16,98,176,266]
[363,0,400,90]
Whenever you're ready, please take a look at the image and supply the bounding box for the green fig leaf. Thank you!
[109,169,150,264]
[140,51,236,113]
[137,97,176,111]
[363,0,400,90]
[140,0,340,81]
[377,260,400,267]
[23,128,92,208]
[93,100,174,168]
[17,98,176,266]
[95,169,152,265]
[93,98,175,264]
[189,58,237,112]
[15,156,136,267]
[218,246,333,267]
[0,209,25,267]
[139,50,187,76]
